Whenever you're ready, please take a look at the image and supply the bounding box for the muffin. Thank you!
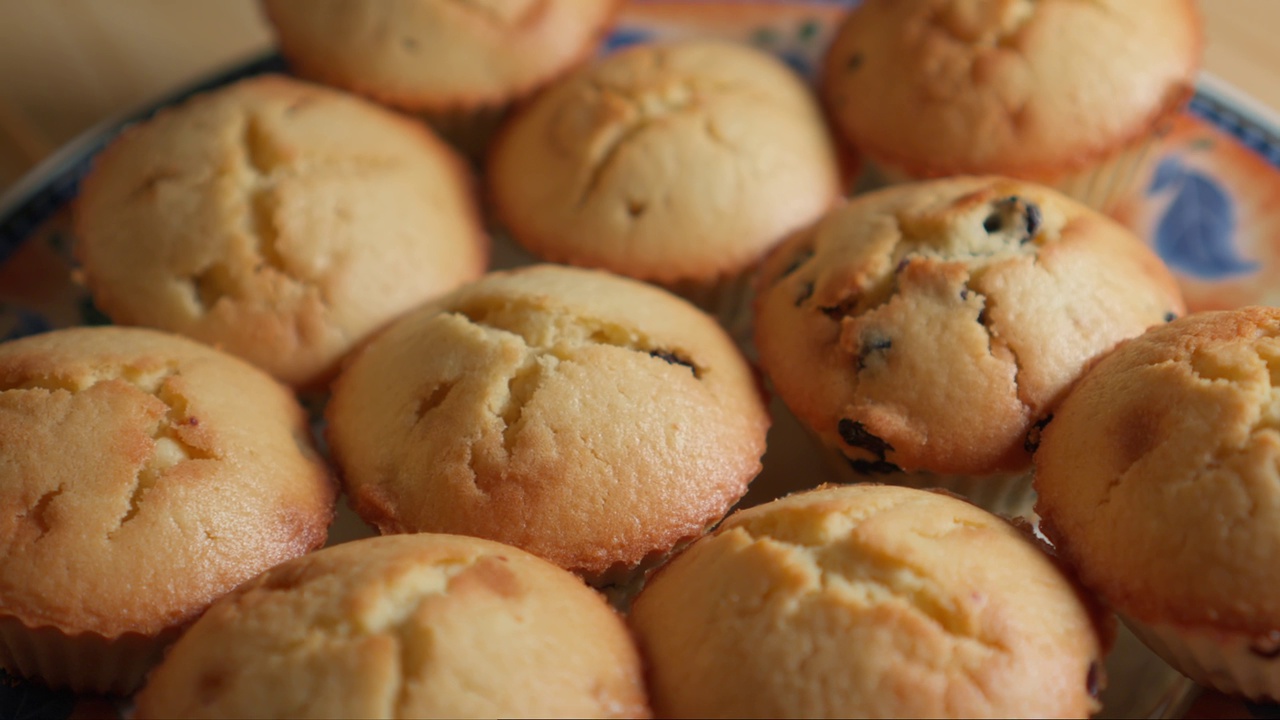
[488,39,842,331]
[75,74,488,388]
[1035,306,1280,701]
[261,0,623,151]
[753,176,1184,514]
[629,484,1111,718]
[0,326,335,695]
[326,264,770,586]
[133,534,650,719]
[822,0,1203,212]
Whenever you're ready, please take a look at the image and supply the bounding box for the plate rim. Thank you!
[3,56,1280,268]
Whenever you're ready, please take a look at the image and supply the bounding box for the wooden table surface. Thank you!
[1,1,1279,193]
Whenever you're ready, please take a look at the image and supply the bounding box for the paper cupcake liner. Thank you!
[664,271,757,352]
[858,134,1159,216]
[421,105,509,163]
[1122,615,1280,702]
[0,614,179,696]
[817,441,1037,519]
[592,518,726,612]
[1052,137,1159,215]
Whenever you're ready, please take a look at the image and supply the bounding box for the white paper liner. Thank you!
[858,135,1159,215]
[0,615,178,696]
[665,270,757,351]
[818,442,1037,520]
[1122,614,1280,702]
[420,105,508,162]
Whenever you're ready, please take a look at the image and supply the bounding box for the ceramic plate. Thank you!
[1,2,1279,718]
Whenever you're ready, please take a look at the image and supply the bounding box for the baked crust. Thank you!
[630,484,1110,718]
[1035,306,1280,634]
[134,534,651,718]
[261,0,625,112]
[327,264,770,579]
[754,176,1184,475]
[0,327,335,691]
[75,75,488,388]
[821,0,1203,181]
[488,40,841,284]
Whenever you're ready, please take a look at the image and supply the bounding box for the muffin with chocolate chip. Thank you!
[0,326,335,695]
[754,176,1184,514]
[822,0,1203,212]
[326,264,770,588]
[629,483,1112,718]
[76,74,488,388]
[488,39,841,332]
[1035,306,1280,701]
[134,534,650,719]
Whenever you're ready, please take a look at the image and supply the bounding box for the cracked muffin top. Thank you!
[487,39,841,284]
[821,0,1202,181]
[0,327,334,689]
[1034,306,1280,634]
[133,534,650,719]
[754,176,1184,476]
[326,264,770,581]
[628,484,1110,718]
[75,74,488,388]
[261,0,623,112]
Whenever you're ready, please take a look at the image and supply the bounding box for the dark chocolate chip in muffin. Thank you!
[1024,202,1043,239]
[820,297,858,321]
[846,52,864,71]
[847,457,902,475]
[837,418,893,459]
[1024,414,1054,454]
[781,248,814,278]
[856,334,892,370]
[649,350,697,375]
[983,196,1042,243]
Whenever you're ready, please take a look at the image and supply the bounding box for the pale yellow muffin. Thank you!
[488,39,841,327]
[75,74,488,388]
[133,534,650,719]
[327,264,770,583]
[753,177,1183,512]
[261,0,622,113]
[629,484,1111,718]
[822,0,1203,211]
[0,326,335,695]
[1035,307,1280,701]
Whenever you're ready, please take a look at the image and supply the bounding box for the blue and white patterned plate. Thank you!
[1,2,1278,718]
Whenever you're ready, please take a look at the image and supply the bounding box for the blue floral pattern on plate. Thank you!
[1149,155,1256,280]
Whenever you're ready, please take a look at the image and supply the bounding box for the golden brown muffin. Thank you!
[133,534,650,719]
[0,326,335,695]
[489,39,841,287]
[1035,306,1280,700]
[326,264,770,583]
[822,0,1203,211]
[753,177,1183,505]
[629,484,1111,718]
[75,74,488,388]
[261,0,622,113]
